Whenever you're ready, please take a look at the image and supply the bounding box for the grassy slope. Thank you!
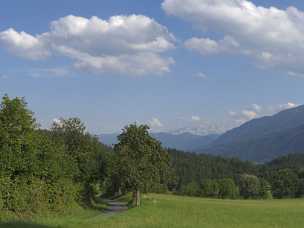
[1,194,304,228]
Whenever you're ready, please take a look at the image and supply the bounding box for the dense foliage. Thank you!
[0,95,111,213]
[113,124,173,206]
[170,149,304,199]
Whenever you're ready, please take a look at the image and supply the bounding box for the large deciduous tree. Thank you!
[0,95,37,177]
[239,174,261,199]
[114,124,171,207]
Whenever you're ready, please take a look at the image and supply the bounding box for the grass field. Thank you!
[1,194,304,228]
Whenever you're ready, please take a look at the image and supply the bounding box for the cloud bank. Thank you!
[163,0,304,74]
[0,15,175,76]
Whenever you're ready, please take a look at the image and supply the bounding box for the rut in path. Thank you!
[103,199,128,215]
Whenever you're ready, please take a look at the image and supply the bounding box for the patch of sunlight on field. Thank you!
[1,194,304,228]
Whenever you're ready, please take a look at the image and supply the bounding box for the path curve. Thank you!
[103,199,128,215]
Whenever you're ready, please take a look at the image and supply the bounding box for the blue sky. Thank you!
[0,0,303,134]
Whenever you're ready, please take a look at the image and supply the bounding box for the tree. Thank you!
[201,179,219,198]
[218,178,239,199]
[0,95,37,177]
[50,117,109,204]
[181,182,200,196]
[271,169,299,198]
[239,174,260,199]
[114,124,170,207]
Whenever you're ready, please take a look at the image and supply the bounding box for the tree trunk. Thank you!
[133,189,141,207]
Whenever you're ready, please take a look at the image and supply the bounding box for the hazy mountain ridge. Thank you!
[99,132,219,152]
[205,105,304,162]
[214,105,304,145]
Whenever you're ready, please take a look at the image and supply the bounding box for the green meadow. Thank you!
[1,194,304,228]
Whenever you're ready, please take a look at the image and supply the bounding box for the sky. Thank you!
[0,0,303,134]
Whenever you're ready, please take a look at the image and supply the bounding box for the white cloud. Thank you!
[0,15,175,76]
[191,116,201,121]
[163,0,304,74]
[148,117,164,128]
[229,102,299,124]
[185,38,220,55]
[242,110,257,120]
[185,36,239,55]
[195,72,207,79]
[0,28,50,60]
[278,102,298,110]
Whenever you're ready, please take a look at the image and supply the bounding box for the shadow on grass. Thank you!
[0,221,56,228]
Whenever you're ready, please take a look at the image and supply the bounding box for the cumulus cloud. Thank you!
[185,36,239,55]
[229,108,258,124]
[163,0,304,73]
[229,102,299,124]
[0,15,175,76]
[185,38,220,55]
[0,28,50,60]
[148,117,164,128]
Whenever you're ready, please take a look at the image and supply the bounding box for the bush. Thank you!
[181,182,200,196]
[48,179,80,211]
[6,177,32,213]
[0,176,10,210]
[218,178,239,199]
[271,169,299,198]
[202,179,219,198]
[260,179,273,200]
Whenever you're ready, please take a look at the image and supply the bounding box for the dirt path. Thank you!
[103,199,128,215]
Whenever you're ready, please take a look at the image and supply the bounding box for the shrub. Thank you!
[260,179,273,200]
[218,178,239,199]
[181,182,200,196]
[201,179,219,198]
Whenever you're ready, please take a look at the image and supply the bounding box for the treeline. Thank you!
[1,95,304,215]
[0,95,172,213]
[0,95,111,213]
[170,149,304,199]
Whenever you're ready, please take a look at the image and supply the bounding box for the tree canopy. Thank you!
[114,124,172,206]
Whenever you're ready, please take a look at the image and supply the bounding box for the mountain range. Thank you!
[100,104,304,162]
[99,132,219,152]
[204,105,304,162]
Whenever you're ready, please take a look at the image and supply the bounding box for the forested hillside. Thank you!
[170,150,304,199]
[206,105,304,161]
